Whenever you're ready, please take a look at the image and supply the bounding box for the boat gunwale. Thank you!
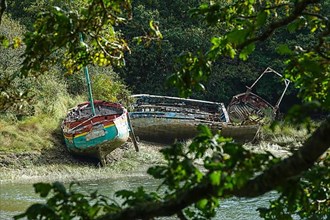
[62,101,128,136]
[131,94,230,123]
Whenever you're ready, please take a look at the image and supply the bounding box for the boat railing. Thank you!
[134,104,224,114]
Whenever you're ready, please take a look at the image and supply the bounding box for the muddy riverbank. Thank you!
[1,124,308,184]
[0,141,167,184]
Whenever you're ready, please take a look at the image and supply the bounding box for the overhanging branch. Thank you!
[239,0,320,49]
[234,116,330,197]
[98,116,330,220]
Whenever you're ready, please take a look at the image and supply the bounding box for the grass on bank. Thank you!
[261,121,318,148]
[0,115,58,153]
[0,95,84,154]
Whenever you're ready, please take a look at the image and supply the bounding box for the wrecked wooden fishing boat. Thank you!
[62,101,130,165]
[227,67,290,124]
[129,94,259,143]
[129,68,290,144]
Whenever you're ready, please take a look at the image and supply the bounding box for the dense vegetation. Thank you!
[118,0,300,106]
[0,0,329,220]
[1,0,310,113]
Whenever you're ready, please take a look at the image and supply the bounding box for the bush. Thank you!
[90,67,133,107]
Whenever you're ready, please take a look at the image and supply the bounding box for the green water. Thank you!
[0,176,276,219]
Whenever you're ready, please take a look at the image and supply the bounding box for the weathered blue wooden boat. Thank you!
[129,94,259,143]
[129,68,289,144]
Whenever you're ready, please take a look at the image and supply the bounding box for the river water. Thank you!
[0,175,277,220]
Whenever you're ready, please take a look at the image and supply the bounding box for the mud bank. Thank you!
[0,133,302,184]
[0,141,166,184]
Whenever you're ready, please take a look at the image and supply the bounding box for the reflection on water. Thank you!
[0,176,277,219]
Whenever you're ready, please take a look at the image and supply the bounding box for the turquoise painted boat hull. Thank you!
[62,101,130,164]
[64,122,129,156]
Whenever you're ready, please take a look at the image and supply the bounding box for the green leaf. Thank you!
[239,43,255,60]
[287,18,305,33]
[52,181,67,195]
[115,189,134,199]
[14,204,55,220]
[197,199,208,209]
[287,21,299,33]
[2,38,10,48]
[33,183,52,198]
[209,171,221,186]
[210,37,221,46]
[256,11,267,27]
[197,124,212,137]
[227,29,250,45]
[147,166,167,179]
[301,60,322,75]
[228,46,236,58]
[196,82,205,91]
[276,44,293,55]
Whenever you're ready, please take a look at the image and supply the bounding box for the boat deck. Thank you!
[64,101,124,122]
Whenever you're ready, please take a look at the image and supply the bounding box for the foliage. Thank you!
[168,52,211,97]
[6,0,41,28]
[0,2,133,115]
[258,156,330,219]
[183,0,330,107]
[0,77,82,154]
[118,0,227,99]
[0,14,33,115]
[21,0,132,77]
[90,69,133,106]
[114,0,306,112]
[2,0,330,219]
[145,126,272,219]
[32,73,80,117]
[14,182,119,220]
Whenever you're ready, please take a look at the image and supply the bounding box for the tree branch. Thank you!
[234,116,330,197]
[98,182,216,220]
[98,116,330,220]
[239,0,320,49]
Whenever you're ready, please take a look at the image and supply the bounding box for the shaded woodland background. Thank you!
[2,0,318,116]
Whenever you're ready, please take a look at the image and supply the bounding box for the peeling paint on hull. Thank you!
[62,101,130,164]
[129,94,259,144]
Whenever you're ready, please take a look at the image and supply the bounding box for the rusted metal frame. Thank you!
[247,67,291,108]
[247,67,280,91]
[274,78,290,110]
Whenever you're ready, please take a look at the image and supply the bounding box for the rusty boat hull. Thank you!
[129,94,259,143]
[227,67,290,124]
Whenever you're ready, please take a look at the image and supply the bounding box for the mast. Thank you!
[79,33,96,116]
